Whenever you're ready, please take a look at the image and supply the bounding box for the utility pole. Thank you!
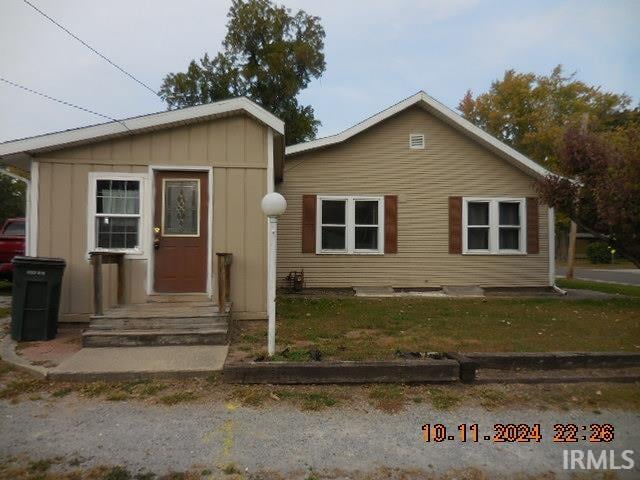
[566,113,589,280]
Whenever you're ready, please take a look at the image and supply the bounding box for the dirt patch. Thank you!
[344,329,378,339]
[16,324,83,367]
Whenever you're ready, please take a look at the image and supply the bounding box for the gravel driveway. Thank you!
[2,397,640,478]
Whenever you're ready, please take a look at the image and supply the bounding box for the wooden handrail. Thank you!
[90,252,125,316]
[216,252,233,312]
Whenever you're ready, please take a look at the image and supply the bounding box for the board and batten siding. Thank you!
[277,106,549,289]
[34,114,269,321]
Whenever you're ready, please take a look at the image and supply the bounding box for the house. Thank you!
[0,97,285,346]
[0,91,557,347]
[277,92,555,291]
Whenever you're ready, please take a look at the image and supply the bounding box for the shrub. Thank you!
[587,241,611,264]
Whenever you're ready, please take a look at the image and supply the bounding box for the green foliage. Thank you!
[222,463,240,475]
[586,241,611,264]
[428,387,461,410]
[160,0,326,145]
[274,389,337,410]
[158,391,199,405]
[539,125,640,267]
[103,466,132,480]
[27,459,52,473]
[0,172,26,225]
[458,65,631,168]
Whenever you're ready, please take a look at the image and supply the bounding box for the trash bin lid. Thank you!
[12,256,66,267]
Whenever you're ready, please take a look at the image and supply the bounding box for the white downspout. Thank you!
[548,206,567,295]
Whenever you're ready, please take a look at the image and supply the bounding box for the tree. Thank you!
[458,66,631,168]
[538,123,640,267]
[0,172,26,225]
[159,0,326,145]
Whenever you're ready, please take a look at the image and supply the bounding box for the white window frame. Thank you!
[87,172,148,258]
[462,197,526,255]
[316,195,385,255]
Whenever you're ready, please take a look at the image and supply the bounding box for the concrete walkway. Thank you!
[1,329,228,381]
[49,345,229,381]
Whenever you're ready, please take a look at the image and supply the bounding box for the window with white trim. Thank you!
[317,196,384,254]
[463,198,526,254]
[89,173,145,254]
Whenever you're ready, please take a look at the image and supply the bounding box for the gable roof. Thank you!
[285,91,552,179]
[0,96,284,163]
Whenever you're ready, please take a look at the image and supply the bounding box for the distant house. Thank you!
[277,92,555,290]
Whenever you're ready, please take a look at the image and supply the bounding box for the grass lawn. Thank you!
[232,295,640,361]
[557,277,640,297]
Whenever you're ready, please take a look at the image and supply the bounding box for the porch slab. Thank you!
[353,286,395,297]
[48,345,228,382]
[442,285,485,297]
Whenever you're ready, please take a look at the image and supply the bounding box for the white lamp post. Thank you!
[261,192,287,356]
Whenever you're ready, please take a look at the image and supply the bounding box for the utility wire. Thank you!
[0,76,131,131]
[23,0,161,99]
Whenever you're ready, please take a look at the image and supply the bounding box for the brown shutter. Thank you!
[384,195,398,254]
[302,195,317,253]
[526,197,539,254]
[449,196,462,254]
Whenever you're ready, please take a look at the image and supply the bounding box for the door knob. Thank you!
[153,227,161,249]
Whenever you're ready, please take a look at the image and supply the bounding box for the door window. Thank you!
[162,179,200,236]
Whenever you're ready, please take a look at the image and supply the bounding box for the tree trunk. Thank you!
[566,221,577,279]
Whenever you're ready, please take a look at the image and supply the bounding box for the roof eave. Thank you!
[0,97,284,159]
[285,91,552,181]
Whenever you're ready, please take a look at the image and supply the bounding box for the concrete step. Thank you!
[89,316,229,331]
[146,294,211,303]
[93,304,220,320]
[82,327,229,348]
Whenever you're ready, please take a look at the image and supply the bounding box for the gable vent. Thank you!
[409,133,425,149]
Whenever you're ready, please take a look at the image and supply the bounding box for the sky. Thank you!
[0,0,638,143]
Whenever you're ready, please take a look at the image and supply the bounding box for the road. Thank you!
[2,397,640,478]
[557,267,640,286]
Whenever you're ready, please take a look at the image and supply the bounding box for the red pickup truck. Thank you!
[0,217,25,280]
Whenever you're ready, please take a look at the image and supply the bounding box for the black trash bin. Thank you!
[11,256,66,341]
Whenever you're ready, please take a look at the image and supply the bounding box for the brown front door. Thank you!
[153,170,208,293]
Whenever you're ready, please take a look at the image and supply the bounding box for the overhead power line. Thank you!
[0,76,130,131]
[23,0,161,99]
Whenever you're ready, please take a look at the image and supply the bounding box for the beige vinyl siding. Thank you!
[35,114,268,321]
[277,106,549,288]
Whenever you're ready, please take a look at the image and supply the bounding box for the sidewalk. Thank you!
[49,344,228,381]
[1,321,228,381]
